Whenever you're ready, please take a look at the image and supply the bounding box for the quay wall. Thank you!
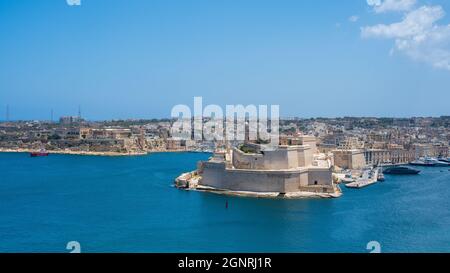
[200,161,332,193]
[232,145,313,171]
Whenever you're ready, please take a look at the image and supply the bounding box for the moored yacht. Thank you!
[426,157,450,167]
[384,166,420,175]
[410,157,436,167]
[410,157,449,167]
[437,157,450,163]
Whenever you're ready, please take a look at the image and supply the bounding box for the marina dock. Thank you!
[345,168,380,189]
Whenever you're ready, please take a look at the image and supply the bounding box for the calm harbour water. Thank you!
[0,152,449,253]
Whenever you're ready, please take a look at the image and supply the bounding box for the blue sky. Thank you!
[1,0,449,120]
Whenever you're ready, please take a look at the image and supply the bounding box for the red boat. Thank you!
[30,149,49,157]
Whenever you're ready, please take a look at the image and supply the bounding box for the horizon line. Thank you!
[1,116,450,123]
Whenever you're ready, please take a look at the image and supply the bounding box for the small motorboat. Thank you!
[30,148,49,157]
[340,172,355,184]
[376,166,385,181]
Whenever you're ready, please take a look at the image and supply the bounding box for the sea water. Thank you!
[0,152,449,253]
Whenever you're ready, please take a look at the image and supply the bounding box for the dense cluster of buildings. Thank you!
[0,116,448,164]
[0,117,213,155]
[176,117,448,197]
[2,116,448,197]
[281,116,449,169]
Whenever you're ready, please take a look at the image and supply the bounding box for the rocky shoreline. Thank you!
[186,186,342,199]
[0,148,148,157]
[0,148,206,156]
[175,172,343,199]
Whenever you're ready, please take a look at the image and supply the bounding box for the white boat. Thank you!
[436,161,450,167]
[426,157,450,167]
[345,168,379,189]
[410,157,438,166]
[377,167,385,181]
[340,172,355,184]
[437,157,450,163]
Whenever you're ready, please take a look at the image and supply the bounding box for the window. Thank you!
[314,181,318,185]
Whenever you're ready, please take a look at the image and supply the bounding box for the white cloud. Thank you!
[349,15,360,22]
[362,6,444,38]
[367,0,381,6]
[367,0,416,13]
[362,5,450,71]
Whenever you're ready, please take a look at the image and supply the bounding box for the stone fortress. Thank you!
[176,135,342,198]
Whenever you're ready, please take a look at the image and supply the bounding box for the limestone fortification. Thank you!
[176,136,341,198]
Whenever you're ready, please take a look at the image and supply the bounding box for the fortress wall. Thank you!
[298,171,310,187]
[334,151,351,169]
[303,147,313,166]
[199,137,334,193]
[200,162,321,193]
[233,148,292,170]
[287,149,299,169]
[333,150,366,170]
[302,139,317,154]
[232,144,316,171]
[307,168,333,186]
[297,148,306,167]
[232,149,265,169]
[284,171,308,192]
[201,163,285,192]
[351,152,367,169]
[296,146,313,167]
[261,149,290,169]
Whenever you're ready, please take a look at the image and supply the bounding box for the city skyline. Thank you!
[1,0,450,120]
[2,106,449,122]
